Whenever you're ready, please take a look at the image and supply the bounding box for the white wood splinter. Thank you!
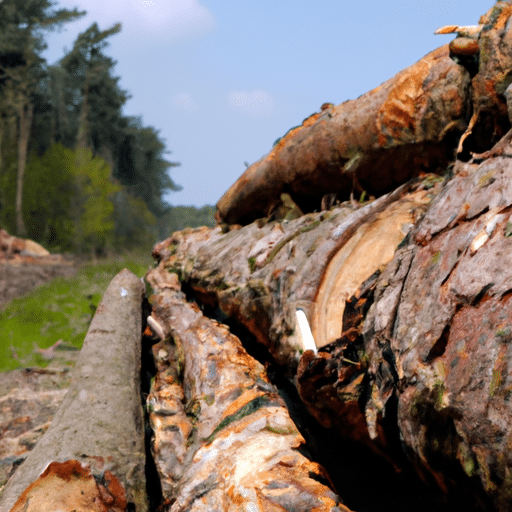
[147,315,165,340]
[295,309,318,354]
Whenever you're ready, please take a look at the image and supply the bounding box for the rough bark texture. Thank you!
[459,2,512,155]
[151,158,512,510]
[149,178,444,465]
[0,269,147,512]
[146,270,349,511]
[153,180,439,363]
[363,153,512,511]
[145,7,512,506]
[216,44,470,225]
[15,102,33,237]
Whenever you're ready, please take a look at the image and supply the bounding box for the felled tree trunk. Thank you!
[150,176,442,462]
[363,151,512,511]
[151,152,512,510]
[0,269,148,512]
[215,3,512,229]
[145,270,349,511]
[216,43,470,225]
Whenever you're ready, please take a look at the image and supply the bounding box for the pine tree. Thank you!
[0,0,85,236]
[115,117,181,217]
[59,22,123,155]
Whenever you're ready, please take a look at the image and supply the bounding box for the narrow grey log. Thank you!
[0,269,148,512]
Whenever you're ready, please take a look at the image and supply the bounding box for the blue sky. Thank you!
[44,1,491,207]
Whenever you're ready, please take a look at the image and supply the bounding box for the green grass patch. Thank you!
[0,253,153,372]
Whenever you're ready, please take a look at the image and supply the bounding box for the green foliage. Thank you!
[157,205,215,239]
[54,22,181,219]
[23,143,75,248]
[0,1,86,161]
[0,253,152,372]
[115,116,181,217]
[112,188,158,250]
[23,143,118,254]
[0,144,18,232]
[73,148,117,253]
[58,22,126,152]
[22,143,163,254]
[0,0,85,59]
[0,3,182,252]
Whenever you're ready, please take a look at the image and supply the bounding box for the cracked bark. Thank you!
[145,271,348,511]
[150,147,512,511]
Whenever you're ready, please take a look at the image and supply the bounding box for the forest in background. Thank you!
[0,0,214,256]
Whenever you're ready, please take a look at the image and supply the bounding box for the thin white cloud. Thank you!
[171,93,199,113]
[228,90,274,117]
[126,0,215,38]
[49,0,215,46]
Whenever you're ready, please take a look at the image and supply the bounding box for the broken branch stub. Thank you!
[0,269,148,512]
[459,2,512,155]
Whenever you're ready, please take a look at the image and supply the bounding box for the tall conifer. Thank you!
[0,0,85,235]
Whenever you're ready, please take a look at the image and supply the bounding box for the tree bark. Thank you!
[216,44,470,226]
[76,79,90,153]
[145,270,350,511]
[0,269,148,512]
[150,154,512,510]
[15,100,33,237]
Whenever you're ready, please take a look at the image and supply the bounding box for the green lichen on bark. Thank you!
[202,394,215,406]
[264,425,298,436]
[490,365,504,397]
[203,395,280,443]
[430,251,442,265]
[248,257,256,273]
[264,219,323,265]
[458,442,478,478]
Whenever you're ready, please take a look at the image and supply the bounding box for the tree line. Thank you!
[0,0,213,256]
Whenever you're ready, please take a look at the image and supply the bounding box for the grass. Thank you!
[0,252,154,372]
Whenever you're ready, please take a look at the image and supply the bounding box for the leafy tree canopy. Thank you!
[0,2,191,252]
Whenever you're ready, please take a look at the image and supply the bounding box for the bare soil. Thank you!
[0,256,77,311]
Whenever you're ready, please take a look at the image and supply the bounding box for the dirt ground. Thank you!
[0,256,77,311]
[0,255,82,494]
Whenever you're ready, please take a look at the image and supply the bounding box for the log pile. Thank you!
[5,3,512,511]
[0,227,75,310]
